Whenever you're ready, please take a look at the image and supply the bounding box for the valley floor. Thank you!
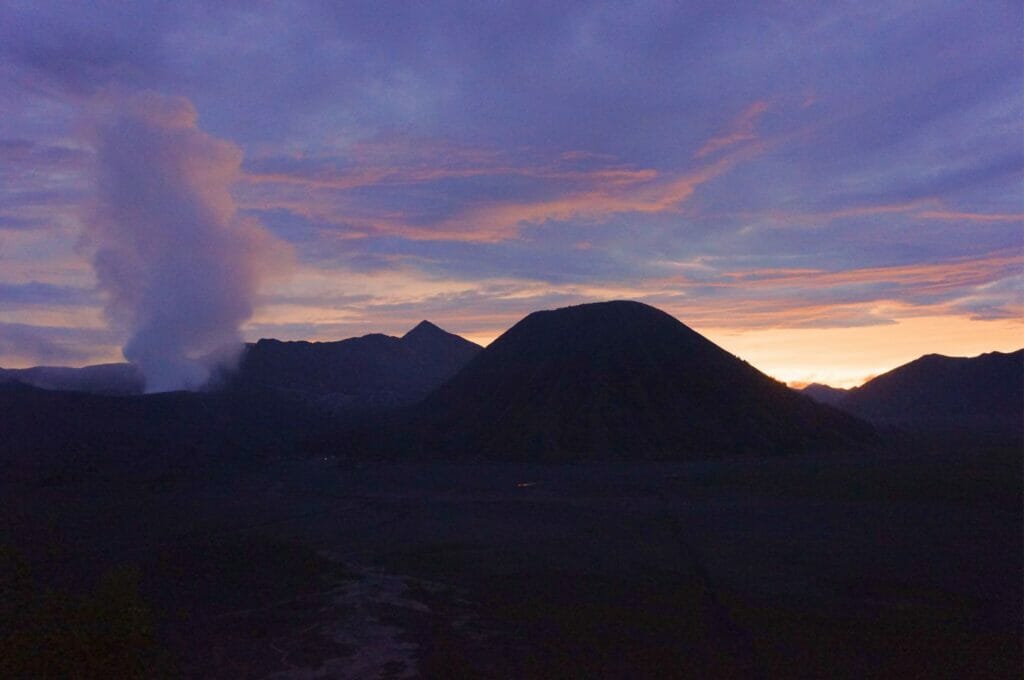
[2,448,1021,678]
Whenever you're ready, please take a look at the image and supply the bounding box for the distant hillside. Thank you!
[223,321,481,412]
[0,363,143,395]
[800,383,849,406]
[380,301,872,460]
[0,319,482,480]
[0,381,326,484]
[839,349,1023,435]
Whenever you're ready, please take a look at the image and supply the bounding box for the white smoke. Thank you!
[83,91,289,392]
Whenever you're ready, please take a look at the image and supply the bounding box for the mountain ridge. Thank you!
[376,301,874,460]
[839,348,1023,428]
[0,362,144,395]
[799,383,850,406]
[224,321,482,412]
[2,321,481,408]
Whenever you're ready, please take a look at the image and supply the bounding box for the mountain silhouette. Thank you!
[390,301,873,460]
[0,380,325,484]
[0,321,481,479]
[0,363,143,395]
[799,383,849,406]
[223,320,481,412]
[838,349,1023,434]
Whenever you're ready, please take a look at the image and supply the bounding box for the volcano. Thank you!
[839,349,1023,433]
[223,320,481,412]
[400,301,873,460]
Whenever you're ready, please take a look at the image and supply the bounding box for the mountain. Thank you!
[799,383,849,406]
[838,349,1023,435]
[223,321,481,412]
[0,363,143,395]
[377,301,873,460]
[0,321,481,478]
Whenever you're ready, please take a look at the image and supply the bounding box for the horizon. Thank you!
[1,3,1021,391]
[4,301,1021,390]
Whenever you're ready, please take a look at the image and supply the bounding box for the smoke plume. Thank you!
[83,92,288,392]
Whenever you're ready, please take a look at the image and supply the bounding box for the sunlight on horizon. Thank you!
[459,314,1023,389]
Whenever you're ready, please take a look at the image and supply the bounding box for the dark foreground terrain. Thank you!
[2,444,1020,678]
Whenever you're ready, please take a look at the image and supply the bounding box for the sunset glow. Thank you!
[1,3,1020,384]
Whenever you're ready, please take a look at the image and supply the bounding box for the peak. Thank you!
[402,321,482,351]
[539,300,653,314]
[518,300,690,333]
[523,300,665,323]
[403,320,446,339]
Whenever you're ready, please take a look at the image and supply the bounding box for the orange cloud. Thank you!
[396,151,750,242]
[752,200,928,227]
[236,131,765,243]
[916,210,1024,223]
[638,250,1023,333]
[752,203,1023,230]
[694,100,770,159]
[239,154,740,244]
[241,143,659,193]
[720,251,1022,294]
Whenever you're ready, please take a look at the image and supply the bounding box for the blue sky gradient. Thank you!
[1,1,1020,385]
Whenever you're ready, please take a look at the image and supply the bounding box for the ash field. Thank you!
[3,450,1020,678]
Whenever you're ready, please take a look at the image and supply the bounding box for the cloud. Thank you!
[239,140,754,245]
[1,2,1020,382]
[694,101,769,158]
[82,90,292,391]
[917,210,1023,223]
[420,153,745,242]
[720,251,1022,293]
[0,321,117,366]
[0,215,50,231]
[0,281,98,308]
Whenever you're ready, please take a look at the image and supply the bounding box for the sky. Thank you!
[1,1,1021,387]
